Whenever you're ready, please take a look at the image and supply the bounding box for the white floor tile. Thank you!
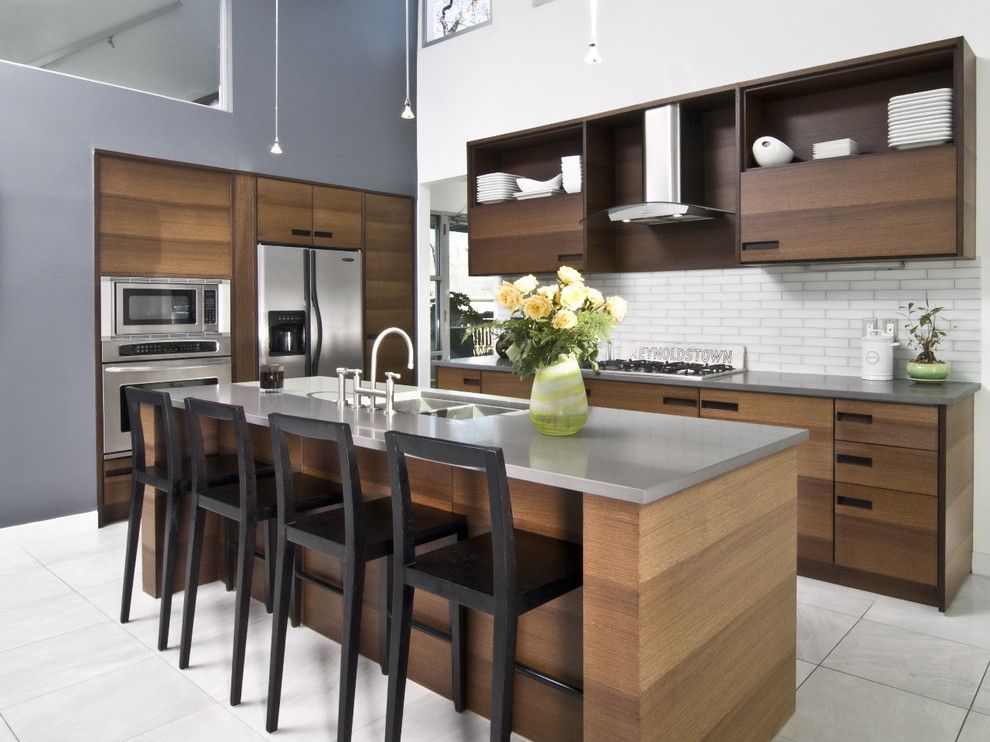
[958,711,990,742]
[779,667,967,741]
[351,689,515,742]
[127,704,266,741]
[973,669,990,716]
[0,512,98,549]
[0,716,15,742]
[797,603,858,664]
[0,621,152,708]
[15,520,124,566]
[0,592,106,653]
[797,576,878,618]
[48,547,127,590]
[0,545,40,576]
[956,574,990,603]
[864,592,990,650]
[796,659,815,688]
[2,656,212,742]
[0,563,73,611]
[824,620,990,708]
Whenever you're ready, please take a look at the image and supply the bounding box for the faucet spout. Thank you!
[369,327,415,392]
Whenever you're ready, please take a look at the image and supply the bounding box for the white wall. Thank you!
[415,1,990,572]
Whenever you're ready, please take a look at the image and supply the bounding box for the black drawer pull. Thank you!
[663,396,697,408]
[741,241,780,251]
[314,230,334,239]
[463,377,481,387]
[837,412,874,424]
[557,253,583,263]
[837,453,873,467]
[701,400,739,412]
[291,228,313,236]
[837,495,873,510]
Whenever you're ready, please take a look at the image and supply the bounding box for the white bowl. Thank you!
[516,174,563,193]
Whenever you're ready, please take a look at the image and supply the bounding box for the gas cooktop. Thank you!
[597,359,741,378]
[594,343,746,379]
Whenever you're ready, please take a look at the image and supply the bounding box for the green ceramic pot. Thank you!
[528,355,589,436]
[906,360,950,382]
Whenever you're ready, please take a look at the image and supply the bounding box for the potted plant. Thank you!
[899,301,952,382]
[448,292,485,357]
[473,266,627,436]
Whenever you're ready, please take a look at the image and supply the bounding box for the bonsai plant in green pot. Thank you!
[899,302,952,382]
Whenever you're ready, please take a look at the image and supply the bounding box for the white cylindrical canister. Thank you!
[861,328,899,381]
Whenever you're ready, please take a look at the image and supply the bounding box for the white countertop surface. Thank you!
[166,377,808,505]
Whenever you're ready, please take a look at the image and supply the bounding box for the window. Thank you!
[0,0,230,109]
[423,0,492,46]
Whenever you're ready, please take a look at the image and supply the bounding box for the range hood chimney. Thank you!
[604,104,731,225]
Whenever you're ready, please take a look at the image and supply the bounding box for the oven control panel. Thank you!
[119,341,219,356]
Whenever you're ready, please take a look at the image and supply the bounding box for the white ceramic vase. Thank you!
[752,136,795,167]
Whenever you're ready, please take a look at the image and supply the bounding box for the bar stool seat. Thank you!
[406,530,582,613]
[197,472,337,522]
[141,455,275,492]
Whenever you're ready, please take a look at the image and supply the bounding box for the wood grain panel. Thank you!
[312,185,363,248]
[740,146,957,262]
[835,399,938,450]
[584,378,699,416]
[100,456,133,526]
[480,371,533,399]
[798,476,834,564]
[943,397,974,609]
[256,177,312,245]
[835,440,937,496]
[435,367,482,392]
[231,174,258,382]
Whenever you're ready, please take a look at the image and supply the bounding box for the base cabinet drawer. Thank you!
[481,371,534,399]
[834,483,937,585]
[436,367,482,392]
[835,400,938,450]
[584,379,699,416]
[835,441,938,496]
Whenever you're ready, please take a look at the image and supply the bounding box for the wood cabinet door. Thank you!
[481,371,534,399]
[740,146,957,262]
[364,193,415,378]
[436,367,483,392]
[584,379,699,416]
[97,155,232,277]
[700,389,835,564]
[257,177,313,245]
[312,185,363,248]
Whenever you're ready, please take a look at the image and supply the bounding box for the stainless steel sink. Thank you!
[392,392,522,420]
[391,397,461,415]
[431,403,518,420]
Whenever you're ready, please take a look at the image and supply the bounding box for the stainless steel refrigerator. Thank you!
[257,244,364,378]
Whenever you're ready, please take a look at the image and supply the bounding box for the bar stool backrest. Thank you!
[385,431,516,602]
[184,397,257,513]
[269,413,364,554]
[125,386,181,484]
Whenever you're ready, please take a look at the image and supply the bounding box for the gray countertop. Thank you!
[434,356,981,406]
[165,377,808,506]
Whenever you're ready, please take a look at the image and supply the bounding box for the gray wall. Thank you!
[0,0,417,526]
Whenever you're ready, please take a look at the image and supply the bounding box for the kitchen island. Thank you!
[141,377,808,741]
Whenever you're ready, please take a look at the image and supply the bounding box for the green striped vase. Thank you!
[529,354,589,436]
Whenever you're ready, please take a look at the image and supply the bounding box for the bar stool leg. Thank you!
[337,555,366,742]
[490,607,519,742]
[289,558,302,628]
[266,535,296,732]
[178,501,206,669]
[265,520,277,613]
[223,520,236,591]
[119,476,144,624]
[157,486,181,650]
[230,517,257,705]
[378,554,393,674]
[450,600,466,713]
[384,580,415,742]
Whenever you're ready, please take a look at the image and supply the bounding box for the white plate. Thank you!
[887,134,952,146]
[888,123,953,136]
[888,99,952,114]
[888,113,953,126]
[888,87,952,104]
[890,138,952,150]
[514,189,564,200]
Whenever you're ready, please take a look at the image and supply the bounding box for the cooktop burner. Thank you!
[597,359,741,378]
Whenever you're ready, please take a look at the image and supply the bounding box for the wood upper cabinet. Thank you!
[97,155,232,277]
[364,193,415,379]
[257,177,313,245]
[312,185,363,248]
[699,389,835,565]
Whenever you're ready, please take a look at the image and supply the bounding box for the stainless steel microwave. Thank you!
[100,277,230,337]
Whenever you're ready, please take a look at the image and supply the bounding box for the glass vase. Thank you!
[528,354,588,436]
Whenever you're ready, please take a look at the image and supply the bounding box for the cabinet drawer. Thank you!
[436,367,482,392]
[835,483,937,585]
[584,379,698,416]
[834,441,937,496]
[835,400,938,451]
[481,371,534,399]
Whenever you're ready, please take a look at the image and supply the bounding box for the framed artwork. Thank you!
[423,0,492,46]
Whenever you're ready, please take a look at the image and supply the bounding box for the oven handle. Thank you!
[104,359,230,374]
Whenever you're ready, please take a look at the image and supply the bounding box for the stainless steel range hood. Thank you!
[602,104,731,225]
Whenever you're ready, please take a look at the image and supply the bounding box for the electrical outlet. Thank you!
[881,318,897,340]
[862,318,878,335]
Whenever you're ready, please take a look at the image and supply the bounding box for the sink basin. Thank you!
[392,397,461,415]
[432,404,519,420]
[392,392,521,421]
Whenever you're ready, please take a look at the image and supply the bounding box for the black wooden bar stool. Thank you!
[384,431,583,742]
[119,388,275,651]
[266,414,468,740]
[178,398,341,705]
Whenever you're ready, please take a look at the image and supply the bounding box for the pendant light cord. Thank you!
[273,0,280,140]
[404,0,411,102]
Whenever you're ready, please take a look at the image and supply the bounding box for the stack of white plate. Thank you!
[561,155,583,193]
[812,138,859,159]
[476,172,522,204]
[888,88,953,150]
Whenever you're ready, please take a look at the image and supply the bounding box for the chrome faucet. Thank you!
[352,327,414,413]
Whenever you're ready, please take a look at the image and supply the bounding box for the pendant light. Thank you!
[400,0,415,119]
[584,0,601,64]
[270,0,283,154]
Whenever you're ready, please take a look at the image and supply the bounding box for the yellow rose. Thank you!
[551,309,578,330]
[559,283,588,310]
[536,284,559,304]
[557,265,584,286]
[586,287,605,308]
[605,295,628,322]
[495,282,523,310]
[522,293,552,320]
[513,274,538,294]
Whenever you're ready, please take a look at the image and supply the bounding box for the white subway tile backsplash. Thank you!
[593,259,980,381]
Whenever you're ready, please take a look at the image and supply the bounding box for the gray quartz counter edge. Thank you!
[166,378,809,506]
[434,357,981,406]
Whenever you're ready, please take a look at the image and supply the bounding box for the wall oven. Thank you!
[100,277,230,337]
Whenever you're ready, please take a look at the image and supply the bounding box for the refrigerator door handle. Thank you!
[310,251,324,376]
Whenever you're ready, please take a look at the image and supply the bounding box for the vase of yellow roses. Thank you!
[479,266,627,436]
